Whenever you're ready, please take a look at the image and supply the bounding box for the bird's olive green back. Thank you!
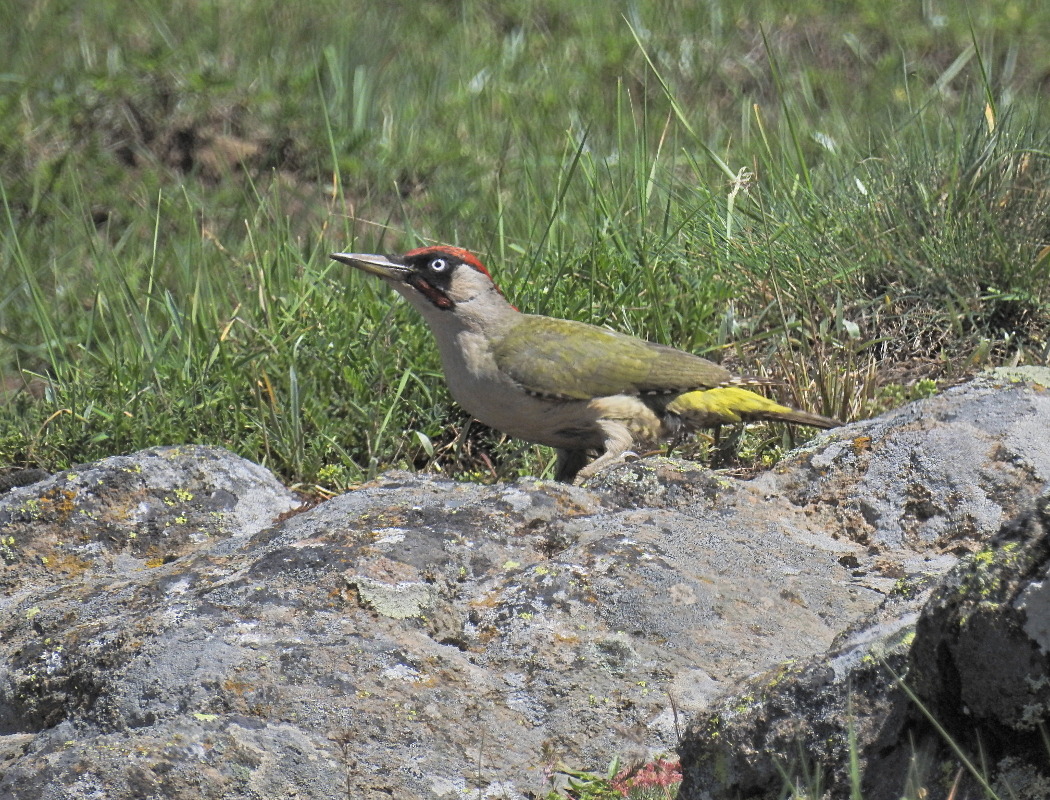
[492,315,733,400]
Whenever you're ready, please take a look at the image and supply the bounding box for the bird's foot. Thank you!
[573,449,639,485]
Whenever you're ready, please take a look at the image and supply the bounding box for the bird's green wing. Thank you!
[493,315,734,400]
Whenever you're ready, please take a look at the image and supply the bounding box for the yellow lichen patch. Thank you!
[553,632,580,645]
[468,591,501,610]
[223,679,253,696]
[43,552,94,578]
[851,436,872,455]
[960,541,1024,600]
[475,625,499,645]
[37,487,79,524]
[0,535,17,564]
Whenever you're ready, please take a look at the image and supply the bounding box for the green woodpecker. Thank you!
[331,245,839,483]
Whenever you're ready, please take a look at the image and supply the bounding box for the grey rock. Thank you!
[909,483,1050,736]
[0,469,50,495]
[776,368,1050,559]
[678,486,1050,800]
[0,444,301,594]
[1,370,1048,799]
[678,368,1050,800]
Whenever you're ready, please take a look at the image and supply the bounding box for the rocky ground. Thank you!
[1,367,1049,799]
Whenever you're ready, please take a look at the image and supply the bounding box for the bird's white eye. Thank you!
[429,258,448,272]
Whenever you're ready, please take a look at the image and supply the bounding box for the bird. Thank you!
[331,245,840,483]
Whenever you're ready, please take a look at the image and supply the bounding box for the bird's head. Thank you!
[330,245,513,318]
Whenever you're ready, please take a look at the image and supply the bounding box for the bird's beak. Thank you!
[330,252,410,281]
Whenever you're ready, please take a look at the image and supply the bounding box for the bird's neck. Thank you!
[400,281,522,340]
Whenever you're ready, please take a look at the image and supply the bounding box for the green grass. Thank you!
[1,0,1049,489]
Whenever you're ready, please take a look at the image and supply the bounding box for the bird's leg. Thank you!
[554,449,591,483]
[571,420,635,484]
[709,423,724,466]
[712,424,746,467]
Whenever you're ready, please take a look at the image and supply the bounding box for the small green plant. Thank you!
[878,378,940,410]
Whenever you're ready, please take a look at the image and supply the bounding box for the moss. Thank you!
[731,693,758,715]
[957,541,1025,601]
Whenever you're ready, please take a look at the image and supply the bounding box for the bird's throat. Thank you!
[407,274,455,310]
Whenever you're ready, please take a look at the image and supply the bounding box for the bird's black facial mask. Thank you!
[403,251,458,310]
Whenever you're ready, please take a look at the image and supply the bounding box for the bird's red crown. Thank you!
[404,245,493,279]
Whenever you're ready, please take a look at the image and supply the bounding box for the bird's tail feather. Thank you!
[666,387,841,430]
